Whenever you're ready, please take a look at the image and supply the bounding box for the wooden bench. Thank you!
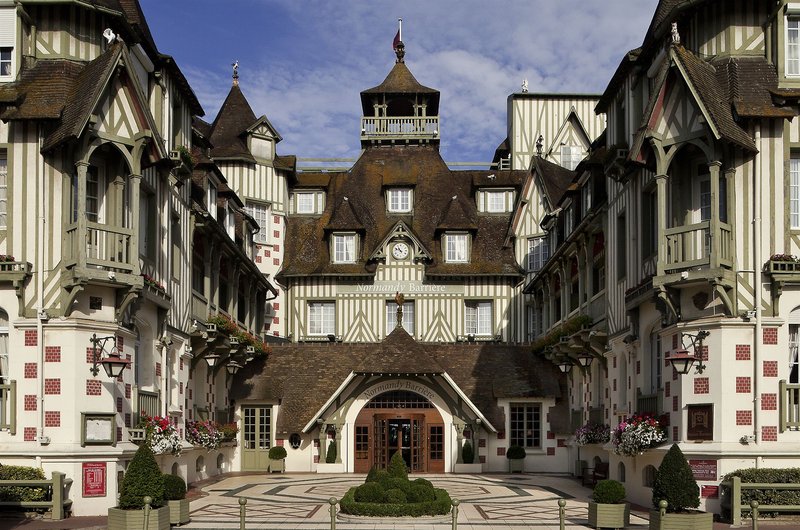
[582,461,609,488]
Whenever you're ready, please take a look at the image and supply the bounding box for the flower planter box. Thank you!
[268,458,285,473]
[168,499,190,525]
[588,502,629,529]
[648,510,713,530]
[108,506,170,530]
[508,459,524,473]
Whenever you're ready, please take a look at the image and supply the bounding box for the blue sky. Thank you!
[139,1,659,165]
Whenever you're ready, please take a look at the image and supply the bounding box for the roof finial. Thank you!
[536,134,544,156]
[231,60,239,86]
[393,18,405,63]
[671,22,680,45]
[521,79,529,93]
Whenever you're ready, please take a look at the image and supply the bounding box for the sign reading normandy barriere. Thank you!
[338,281,464,295]
[361,380,438,402]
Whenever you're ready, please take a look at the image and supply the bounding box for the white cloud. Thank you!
[143,0,659,163]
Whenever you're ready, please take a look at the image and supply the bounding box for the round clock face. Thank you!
[392,242,410,260]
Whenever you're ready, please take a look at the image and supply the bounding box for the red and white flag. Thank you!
[392,29,400,50]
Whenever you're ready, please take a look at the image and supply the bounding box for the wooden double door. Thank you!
[354,411,445,473]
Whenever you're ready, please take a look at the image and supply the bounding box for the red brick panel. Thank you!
[155,363,162,377]
[85,347,95,363]
[44,346,61,362]
[547,447,555,456]
[24,427,36,441]
[24,330,37,346]
[116,397,123,413]
[763,361,778,378]
[736,377,751,393]
[672,426,679,441]
[274,245,280,252]
[497,447,506,456]
[273,258,280,266]
[736,410,752,425]
[546,431,555,440]
[763,328,778,345]
[557,439,566,448]
[636,360,641,375]
[478,438,487,448]
[24,395,36,411]
[24,363,37,378]
[673,335,679,349]
[116,336,124,352]
[125,384,131,398]
[665,381,670,398]
[694,377,709,394]
[735,344,751,361]
[273,303,280,311]
[44,378,60,395]
[44,411,60,427]
[117,427,122,442]
[86,380,102,396]
[762,426,778,442]
[479,455,486,463]
[698,345,708,361]
[673,395,679,411]
[761,393,777,411]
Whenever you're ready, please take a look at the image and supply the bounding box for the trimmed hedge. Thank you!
[325,441,337,463]
[412,478,433,490]
[409,483,436,503]
[723,468,800,506]
[118,444,165,509]
[385,488,407,504]
[163,474,187,501]
[652,444,699,512]
[268,446,287,460]
[339,486,452,516]
[385,477,412,495]
[0,465,47,502]
[387,451,408,480]
[354,482,385,503]
[593,479,625,504]
[462,441,474,464]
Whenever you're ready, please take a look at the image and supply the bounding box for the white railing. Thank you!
[361,116,439,139]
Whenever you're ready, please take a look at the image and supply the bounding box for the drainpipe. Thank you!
[36,129,45,449]
[753,123,762,460]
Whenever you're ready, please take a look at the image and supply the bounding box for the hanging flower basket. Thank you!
[612,414,665,457]
[575,422,611,445]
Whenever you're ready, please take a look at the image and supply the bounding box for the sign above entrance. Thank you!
[339,282,464,295]
[362,380,437,402]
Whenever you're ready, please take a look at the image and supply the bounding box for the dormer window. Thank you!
[444,233,468,263]
[0,48,10,77]
[560,145,583,171]
[387,189,412,213]
[294,190,323,214]
[207,182,217,219]
[479,189,512,213]
[789,16,800,76]
[332,233,357,263]
[225,206,235,239]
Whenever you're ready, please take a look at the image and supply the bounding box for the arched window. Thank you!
[0,309,7,380]
[618,462,626,482]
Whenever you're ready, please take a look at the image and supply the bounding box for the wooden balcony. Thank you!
[360,116,439,141]
[64,221,134,274]
[779,380,800,432]
[654,220,735,289]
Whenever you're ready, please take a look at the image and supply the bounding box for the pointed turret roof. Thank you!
[209,84,258,161]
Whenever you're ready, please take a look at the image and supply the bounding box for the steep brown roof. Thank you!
[0,59,85,120]
[326,196,367,232]
[231,337,563,434]
[712,56,795,119]
[531,156,575,209]
[436,196,476,232]
[362,62,438,95]
[279,145,525,280]
[209,84,258,161]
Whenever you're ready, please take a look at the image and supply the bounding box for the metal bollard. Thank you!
[451,498,460,530]
[239,497,247,530]
[558,498,566,530]
[142,496,152,530]
[329,497,338,530]
[750,500,759,530]
[659,499,668,517]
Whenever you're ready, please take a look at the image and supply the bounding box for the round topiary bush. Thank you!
[162,474,187,501]
[408,483,436,503]
[354,481,385,503]
[384,488,408,504]
[506,445,526,459]
[462,441,474,464]
[387,451,408,480]
[118,444,165,509]
[652,443,700,512]
[412,478,433,489]
[386,477,412,494]
[268,446,287,460]
[592,479,625,504]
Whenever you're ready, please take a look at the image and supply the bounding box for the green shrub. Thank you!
[325,441,337,463]
[408,483,436,503]
[652,444,699,512]
[118,444,165,509]
[374,469,390,486]
[340,486,452,516]
[365,466,379,483]
[268,446,287,460]
[354,481,385,503]
[0,465,47,502]
[387,451,408,480]
[506,445,526,459]
[162,474,186,501]
[412,478,433,490]
[385,488,407,504]
[462,441,474,464]
[722,468,800,507]
[386,477,411,494]
[592,480,625,504]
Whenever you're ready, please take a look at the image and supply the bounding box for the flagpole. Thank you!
[398,18,402,42]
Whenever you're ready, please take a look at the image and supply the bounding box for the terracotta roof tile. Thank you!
[0,59,85,120]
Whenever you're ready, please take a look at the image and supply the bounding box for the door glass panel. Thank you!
[355,425,369,460]
[259,407,271,450]
[243,407,256,449]
[429,424,443,461]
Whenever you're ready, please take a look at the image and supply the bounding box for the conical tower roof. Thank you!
[209,84,258,161]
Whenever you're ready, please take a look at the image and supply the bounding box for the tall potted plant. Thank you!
[588,479,630,529]
[268,446,287,473]
[650,444,713,530]
[506,445,526,473]
[163,474,190,525]
[107,444,169,530]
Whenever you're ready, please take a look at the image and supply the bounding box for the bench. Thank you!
[582,461,609,488]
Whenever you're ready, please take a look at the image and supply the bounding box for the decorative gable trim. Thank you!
[369,221,432,262]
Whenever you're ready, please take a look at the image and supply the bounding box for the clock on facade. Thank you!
[392,242,410,260]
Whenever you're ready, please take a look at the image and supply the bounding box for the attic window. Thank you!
[484,190,510,213]
[444,233,468,263]
[788,16,800,76]
[0,48,10,77]
[295,191,316,214]
[387,189,412,213]
[332,233,357,263]
[560,145,583,171]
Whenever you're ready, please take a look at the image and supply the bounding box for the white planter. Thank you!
[453,463,483,473]
[316,463,345,473]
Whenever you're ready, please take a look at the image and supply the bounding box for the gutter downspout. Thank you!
[36,127,45,456]
[753,123,762,462]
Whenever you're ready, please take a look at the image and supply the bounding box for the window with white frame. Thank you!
[445,233,468,263]
[527,236,549,272]
[387,189,412,213]
[0,48,9,78]
[581,181,592,215]
[308,301,335,335]
[465,301,492,336]
[560,145,583,171]
[792,157,800,229]
[789,17,800,76]
[565,205,574,235]
[225,206,235,239]
[510,403,541,448]
[486,190,507,213]
[649,333,662,394]
[295,191,315,214]
[247,202,270,244]
[332,233,356,263]
[386,300,415,335]
[0,150,6,229]
[207,182,217,219]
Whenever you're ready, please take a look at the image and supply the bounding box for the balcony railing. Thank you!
[636,390,662,416]
[361,116,439,140]
[779,380,800,432]
[137,390,161,425]
[64,221,134,272]
[664,221,732,273]
[588,406,604,425]
[0,381,16,434]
